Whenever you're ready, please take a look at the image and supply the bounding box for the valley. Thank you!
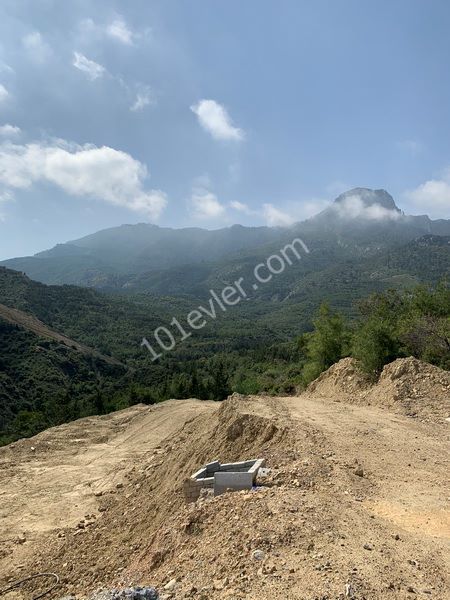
[1,5,450,599]
[0,189,449,445]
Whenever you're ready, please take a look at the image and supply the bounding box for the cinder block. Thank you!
[249,458,266,479]
[206,460,221,474]
[214,471,254,496]
[192,467,208,480]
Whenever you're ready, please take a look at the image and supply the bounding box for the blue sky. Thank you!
[0,0,450,259]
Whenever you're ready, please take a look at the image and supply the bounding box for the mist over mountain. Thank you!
[306,188,450,235]
[1,188,449,289]
[1,189,448,446]
[318,188,402,220]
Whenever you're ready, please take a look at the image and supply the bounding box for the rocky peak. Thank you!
[333,188,401,212]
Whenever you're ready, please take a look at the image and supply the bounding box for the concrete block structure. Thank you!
[183,458,265,502]
[214,471,254,496]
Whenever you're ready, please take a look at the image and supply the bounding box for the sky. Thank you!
[0,0,450,259]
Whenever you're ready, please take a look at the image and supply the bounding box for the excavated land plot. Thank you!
[0,359,449,600]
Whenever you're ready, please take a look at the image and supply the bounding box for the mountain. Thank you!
[1,224,287,286]
[304,188,450,243]
[1,234,448,443]
[2,188,450,288]
[0,274,130,444]
[1,187,449,444]
[329,187,401,212]
[0,302,123,366]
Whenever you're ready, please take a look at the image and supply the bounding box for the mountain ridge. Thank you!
[1,188,449,289]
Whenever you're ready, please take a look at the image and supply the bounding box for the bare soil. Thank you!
[0,359,449,600]
[0,303,123,365]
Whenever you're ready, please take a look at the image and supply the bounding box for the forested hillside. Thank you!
[1,189,449,444]
[0,320,126,445]
[2,189,450,289]
[1,246,449,445]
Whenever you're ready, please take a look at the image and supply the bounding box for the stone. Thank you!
[345,583,354,597]
[213,578,228,591]
[252,549,265,561]
[163,579,177,592]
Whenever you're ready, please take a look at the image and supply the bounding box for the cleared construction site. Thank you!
[0,358,449,600]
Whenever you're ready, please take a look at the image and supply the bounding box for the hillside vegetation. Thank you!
[2,189,449,289]
[1,189,449,444]
[1,260,448,445]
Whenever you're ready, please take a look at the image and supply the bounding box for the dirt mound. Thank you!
[366,357,450,420]
[1,392,449,599]
[308,357,450,422]
[307,357,372,397]
[1,396,296,598]
[0,400,217,575]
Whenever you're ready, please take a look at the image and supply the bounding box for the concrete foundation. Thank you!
[183,458,265,502]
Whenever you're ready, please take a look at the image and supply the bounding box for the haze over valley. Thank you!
[0,3,449,599]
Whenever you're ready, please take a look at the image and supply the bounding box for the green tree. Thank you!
[302,303,347,385]
[11,411,47,439]
[352,319,399,377]
[211,360,231,400]
[352,291,403,377]
[399,283,450,369]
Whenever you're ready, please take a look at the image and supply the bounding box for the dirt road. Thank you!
[282,394,450,541]
[0,401,217,562]
[0,379,449,599]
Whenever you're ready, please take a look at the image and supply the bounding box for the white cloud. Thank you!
[405,169,450,218]
[191,188,225,219]
[0,84,9,103]
[0,189,13,222]
[78,18,96,35]
[0,189,13,203]
[107,18,134,45]
[22,31,52,63]
[230,200,250,213]
[301,199,331,219]
[231,198,329,224]
[72,52,106,80]
[262,203,294,227]
[193,174,212,189]
[130,87,154,111]
[333,194,401,221]
[79,16,138,46]
[0,141,167,220]
[229,200,259,217]
[190,99,244,141]
[0,62,13,74]
[233,198,331,223]
[0,124,21,137]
